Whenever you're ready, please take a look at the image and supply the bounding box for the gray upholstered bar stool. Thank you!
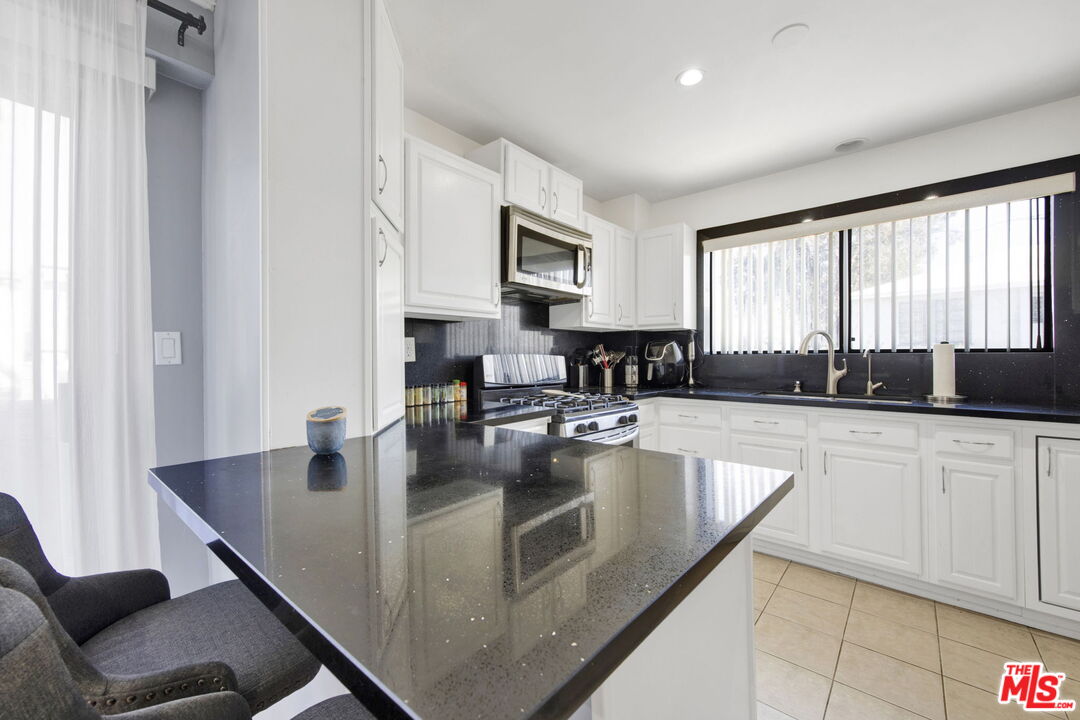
[0,492,320,714]
[0,586,373,719]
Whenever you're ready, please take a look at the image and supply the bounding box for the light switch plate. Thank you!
[404,337,416,362]
[154,331,182,365]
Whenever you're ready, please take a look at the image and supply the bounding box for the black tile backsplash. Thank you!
[404,299,637,387]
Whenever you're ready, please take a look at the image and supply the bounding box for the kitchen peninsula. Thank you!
[149,420,792,720]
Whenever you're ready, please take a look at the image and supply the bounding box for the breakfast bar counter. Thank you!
[150,420,791,720]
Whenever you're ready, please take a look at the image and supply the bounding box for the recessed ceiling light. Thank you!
[676,68,705,87]
[834,138,868,153]
[772,23,810,48]
[925,194,939,200]
[802,218,813,223]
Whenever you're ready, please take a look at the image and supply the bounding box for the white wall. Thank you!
[405,107,479,156]
[202,0,263,460]
[147,75,211,596]
[648,94,1080,231]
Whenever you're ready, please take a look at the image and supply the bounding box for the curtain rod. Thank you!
[147,0,206,47]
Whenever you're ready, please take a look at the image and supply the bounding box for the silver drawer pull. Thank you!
[849,430,883,436]
[677,448,697,454]
[677,414,698,419]
[753,420,780,425]
[952,439,996,447]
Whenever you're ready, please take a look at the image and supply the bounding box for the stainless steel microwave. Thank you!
[501,205,592,304]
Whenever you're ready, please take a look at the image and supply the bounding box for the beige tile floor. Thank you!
[752,552,1080,720]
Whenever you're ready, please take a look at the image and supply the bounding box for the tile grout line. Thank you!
[822,582,856,719]
[935,601,948,719]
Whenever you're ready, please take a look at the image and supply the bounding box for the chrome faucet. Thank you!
[862,349,885,395]
[798,331,847,395]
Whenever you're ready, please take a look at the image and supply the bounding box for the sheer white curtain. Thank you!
[0,0,158,575]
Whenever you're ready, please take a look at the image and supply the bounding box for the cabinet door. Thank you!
[584,215,615,326]
[503,143,548,215]
[729,434,809,548]
[372,0,404,231]
[935,458,1016,599]
[636,228,679,328]
[638,426,658,451]
[405,139,500,319]
[820,445,922,575]
[1038,437,1080,611]
[614,228,636,328]
[373,209,405,430]
[549,166,584,228]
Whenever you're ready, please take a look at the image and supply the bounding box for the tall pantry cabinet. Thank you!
[243,0,406,448]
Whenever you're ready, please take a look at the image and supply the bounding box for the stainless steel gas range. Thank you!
[474,353,639,446]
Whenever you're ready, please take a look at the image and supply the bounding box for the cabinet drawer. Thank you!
[729,409,807,438]
[818,417,919,450]
[934,427,1014,460]
[659,403,723,429]
[659,427,723,460]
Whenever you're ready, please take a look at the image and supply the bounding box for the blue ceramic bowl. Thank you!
[306,406,347,455]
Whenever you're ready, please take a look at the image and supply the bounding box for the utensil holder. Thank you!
[601,368,614,392]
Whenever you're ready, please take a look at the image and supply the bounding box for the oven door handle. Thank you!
[587,424,639,446]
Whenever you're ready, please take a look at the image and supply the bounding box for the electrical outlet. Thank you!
[404,337,416,362]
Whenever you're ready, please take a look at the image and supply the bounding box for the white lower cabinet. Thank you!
[638,424,658,451]
[819,444,922,575]
[1038,436,1080,612]
[934,457,1017,599]
[729,433,809,548]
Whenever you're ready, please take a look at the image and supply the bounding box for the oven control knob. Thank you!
[587,421,599,432]
[617,415,629,425]
[575,423,588,434]
[628,414,638,423]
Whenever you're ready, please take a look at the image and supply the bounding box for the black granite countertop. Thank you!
[150,420,791,720]
[577,385,1080,424]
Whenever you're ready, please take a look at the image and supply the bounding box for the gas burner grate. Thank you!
[498,393,632,414]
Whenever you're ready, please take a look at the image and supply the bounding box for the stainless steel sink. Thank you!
[755,391,915,405]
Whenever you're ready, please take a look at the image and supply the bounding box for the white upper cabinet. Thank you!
[404,137,501,320]
[636,223,696,330]
[614,228,636,328]
[934,457,1017,600]
[372,206,405,430]
[502,143,549,214]
[468,138,585,229]
[549,213,616,330]
[372,0,404,231]
[819,445,922,576]
[549,166,584,228]
[1038,436,1080,612]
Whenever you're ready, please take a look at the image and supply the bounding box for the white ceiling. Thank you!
[386,0,1080,203]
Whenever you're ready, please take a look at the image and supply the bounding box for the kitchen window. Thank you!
[702,172,1073,354]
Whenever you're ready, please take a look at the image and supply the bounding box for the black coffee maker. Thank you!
[643,340,686,387]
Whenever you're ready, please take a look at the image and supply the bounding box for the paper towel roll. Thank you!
[932,343,956,397]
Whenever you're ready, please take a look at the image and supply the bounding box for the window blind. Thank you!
[708,232,840,353]
[702,173,1074,252]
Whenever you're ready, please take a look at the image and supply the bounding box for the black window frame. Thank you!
[697,156,1075,355]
